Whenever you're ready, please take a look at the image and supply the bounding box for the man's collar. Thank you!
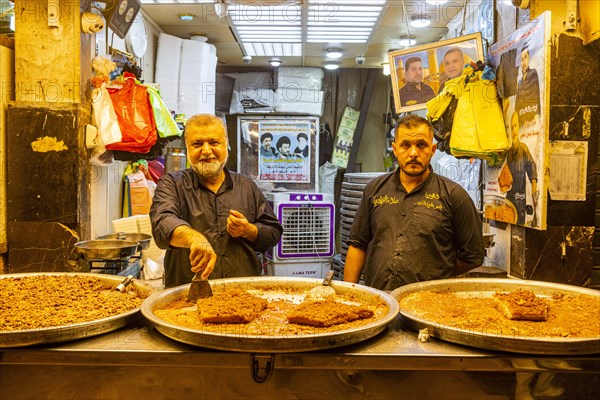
[395,165,434,191]
[192,167,233,191]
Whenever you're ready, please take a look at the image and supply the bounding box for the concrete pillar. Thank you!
[6,0,93,272]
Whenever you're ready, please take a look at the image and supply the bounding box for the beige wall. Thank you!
[14,0,82,103]
[531,0,600,41]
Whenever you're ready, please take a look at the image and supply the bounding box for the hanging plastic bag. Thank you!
[91,84,122,145]
[106,74,158,154]
[147,159,165,183]
[122,161,154,217]
[426,74,465,155]
[145,85,182,138]
[449,68,509,165]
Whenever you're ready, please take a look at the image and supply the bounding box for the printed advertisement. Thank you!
[483,12,550,230]
[258,120,311,183]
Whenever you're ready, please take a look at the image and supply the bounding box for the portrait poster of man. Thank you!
[483,12,550,230]
[258,120,311,183]
[388,33,483,114]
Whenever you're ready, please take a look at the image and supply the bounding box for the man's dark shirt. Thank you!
[348,168,484,291]
[515,68,540,128]
[506,142,537,225]
[150,168,283,287]
[399,83,436,107]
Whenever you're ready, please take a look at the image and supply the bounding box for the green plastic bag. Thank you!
[145,85,182,138]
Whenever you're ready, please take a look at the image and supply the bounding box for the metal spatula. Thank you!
[187,272,213,303]
[306,270,336,301]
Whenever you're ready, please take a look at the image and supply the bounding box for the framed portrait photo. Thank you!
[388,32,484,114]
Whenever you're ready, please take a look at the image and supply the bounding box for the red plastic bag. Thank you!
[147,159,165,183]
[106,75,158,153]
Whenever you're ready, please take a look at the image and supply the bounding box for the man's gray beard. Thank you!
[193,159,226,180]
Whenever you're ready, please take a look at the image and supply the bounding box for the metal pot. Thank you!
[74,239,140,261]
[96,233,152,251]
[165,148,187,173]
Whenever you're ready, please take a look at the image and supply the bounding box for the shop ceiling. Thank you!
[0,0,470,68]
[139,0,468,68]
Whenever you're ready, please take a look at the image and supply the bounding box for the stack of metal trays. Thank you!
[335,172,385,280]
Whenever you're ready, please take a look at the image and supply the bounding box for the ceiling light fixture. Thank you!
[324,62,339,70]
[269,58,282,67]
[178,13,195,22]
[326,48,343,59]
[381,62,390,76]
[410,15,431,28]
[398,35,417,47]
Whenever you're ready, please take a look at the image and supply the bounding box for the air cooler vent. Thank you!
[272,193,335,261]
[279,206,333,258]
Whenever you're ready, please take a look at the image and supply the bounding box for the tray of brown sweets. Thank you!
[0,273,155,348]
[390,278,600,355]
[141,276,399,352]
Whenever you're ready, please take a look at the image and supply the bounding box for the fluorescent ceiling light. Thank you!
[324,63,339,70]
[308,39,367,43]
[309,0,386,4]
[410,15,431,28]
[326,49,343,59]
[229,1,386,56]
[243,43,302,57]
[398,36,416,47]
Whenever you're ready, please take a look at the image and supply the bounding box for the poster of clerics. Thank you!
[258,120,311,183]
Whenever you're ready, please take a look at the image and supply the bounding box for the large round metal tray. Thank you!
[391,278,600,355]
[0,272,155,348]
[142,276,399,353]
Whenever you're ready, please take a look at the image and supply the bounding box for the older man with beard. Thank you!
[150,114,283,287]
[344,115,483,291]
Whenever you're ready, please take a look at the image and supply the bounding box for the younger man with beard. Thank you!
[399,57,435,106]
[344,115,483,291]
[150,114,283,287]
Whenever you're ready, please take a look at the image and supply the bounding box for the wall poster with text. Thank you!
[237,115,319,192]
[257,120,311,183]
[483,11,550,230]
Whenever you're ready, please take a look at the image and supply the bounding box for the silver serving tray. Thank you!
[142,276,399,353]
[391,278,600,355]
[0,272,155,348]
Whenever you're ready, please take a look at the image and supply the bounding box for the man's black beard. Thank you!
[400,163,427,177]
